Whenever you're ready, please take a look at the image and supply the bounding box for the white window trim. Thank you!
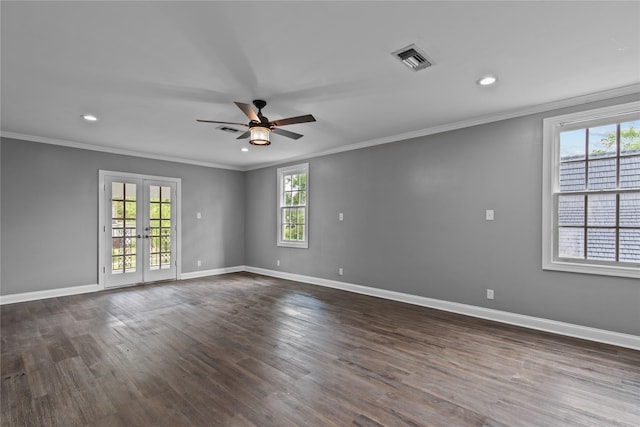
[542,101,640,279]
[277,163,309,248]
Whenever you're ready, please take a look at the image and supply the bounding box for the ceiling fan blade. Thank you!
[272,127,304,140]
[270,114,316,127]
[236,131,251,139]
[196,119,248,127]
[234,102,259,122]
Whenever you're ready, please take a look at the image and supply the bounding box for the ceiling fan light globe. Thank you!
[249,127,271,146]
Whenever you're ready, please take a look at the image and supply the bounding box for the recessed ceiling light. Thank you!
[82,114,98,122]
[241,147,249,152]
[477,76,497,86]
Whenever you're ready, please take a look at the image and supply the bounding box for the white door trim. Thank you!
[98,170,182,290]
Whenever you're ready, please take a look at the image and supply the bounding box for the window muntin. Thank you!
[277,163,309,248]
[543,101,640,278]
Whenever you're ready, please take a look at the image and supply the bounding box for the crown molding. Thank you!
[0,131,244,171]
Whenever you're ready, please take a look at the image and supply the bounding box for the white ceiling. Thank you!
[2,1,639,170]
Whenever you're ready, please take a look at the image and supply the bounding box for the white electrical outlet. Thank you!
[487,289,494,300]
[197,260,202,267]
[277,259,280,267]
[196,212,202,219]
[338,267,344,276]
[486,210,494,221]
[339,212,344,221]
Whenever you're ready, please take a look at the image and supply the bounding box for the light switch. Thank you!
[339,212,344,221]
[486,210,494,221]
[196,212,202,219]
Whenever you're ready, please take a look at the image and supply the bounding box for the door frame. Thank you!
[98,170,182,290]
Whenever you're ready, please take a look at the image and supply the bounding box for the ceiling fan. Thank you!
[197,99,316,146]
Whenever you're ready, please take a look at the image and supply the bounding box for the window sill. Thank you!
[277,241,309,249]
[542,259,640,279]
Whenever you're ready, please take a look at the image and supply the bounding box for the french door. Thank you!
[101,172,179,288]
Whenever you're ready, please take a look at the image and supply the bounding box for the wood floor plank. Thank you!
[1,272,639,426]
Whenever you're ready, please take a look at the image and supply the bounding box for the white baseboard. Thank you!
[0,265,246,305]
[0,284,101,305]
[180,265,246,280]
[245,266,640,351]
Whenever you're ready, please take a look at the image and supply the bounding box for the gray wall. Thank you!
[0,137,245,295]
[245,94,640,336]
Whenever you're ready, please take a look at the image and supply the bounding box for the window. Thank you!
[542,101,640,278]
[277,163,309,248]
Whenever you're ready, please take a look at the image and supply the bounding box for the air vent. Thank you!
[391,44,432,71]
[217,125,240,134]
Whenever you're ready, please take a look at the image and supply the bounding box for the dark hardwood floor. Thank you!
[1,272,639,426]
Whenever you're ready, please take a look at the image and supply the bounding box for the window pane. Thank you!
[297,225,304,240]
[284,175,292,191]
[587,158,617,190]
[161,203,171,219]
[620,120,640,156]
[620,193,640,227]
[620,156,640,188]
[112,201,124,219]
[299,191,306,205]
[559,161,586,191]
[161,220,171,228]
[587,228,616,261]
[125,183,136,201]
[297,208,305,225]
[558,195,584,226]
[161,186,171,202]
[150,203,160,219]
[112,182,124,200]
[560,129,586,161]
[559,228,584,258]
[112,228,124,238]
[299,174,307,191]
[588,124,617,159]
[587,194,616,226]
[150,185,160,202]
[125,255,136,271]
[125,201,136,218]
[619,229,640,263]
[112,238,124,255]
[112,256,123,273]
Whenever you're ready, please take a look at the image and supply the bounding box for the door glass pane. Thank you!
[111,182,136,274]
[149,185,172,271]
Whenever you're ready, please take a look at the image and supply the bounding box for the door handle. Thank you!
[136,234,142,239]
